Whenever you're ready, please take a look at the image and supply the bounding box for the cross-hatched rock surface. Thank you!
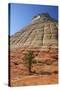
[9,13,58,86]
[10,13,58,50]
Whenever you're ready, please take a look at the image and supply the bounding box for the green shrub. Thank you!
[23,50,34,74]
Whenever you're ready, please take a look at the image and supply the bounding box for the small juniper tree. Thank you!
[24,50,34,74]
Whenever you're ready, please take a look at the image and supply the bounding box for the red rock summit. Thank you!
[9,13,58,86]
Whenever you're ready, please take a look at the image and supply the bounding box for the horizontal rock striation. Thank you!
[9,13,58,86]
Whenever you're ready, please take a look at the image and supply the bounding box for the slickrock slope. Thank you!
[9,13,58,86]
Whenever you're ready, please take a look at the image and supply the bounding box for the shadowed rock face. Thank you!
[9,13,58,86]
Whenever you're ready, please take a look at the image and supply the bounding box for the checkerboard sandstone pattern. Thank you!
[9,13,58,86]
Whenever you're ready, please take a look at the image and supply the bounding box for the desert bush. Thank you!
[23,50,34,74]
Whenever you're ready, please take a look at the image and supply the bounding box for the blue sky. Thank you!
[9,3,58,35]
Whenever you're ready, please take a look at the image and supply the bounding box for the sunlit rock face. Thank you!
[10,13,58,86]
[10,13,58,50]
